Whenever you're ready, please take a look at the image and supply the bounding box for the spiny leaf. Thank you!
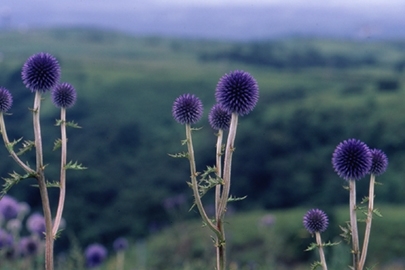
[16,140,35,155]
[310,261,322,270]
[323,240,341,247]
[305,242,318,252]
[190,127,203,131]
[168,152,189,158]
[228,195,247,202]
[339,223,352,244]
[6,137,22,152]
[65,161,87,170]
[46,181,61,188]
[1,171,33,198]
[55,119,81,128]
[53,138,62,151]
[373,208,382,217]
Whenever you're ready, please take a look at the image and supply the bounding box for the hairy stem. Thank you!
[33,91,54,270]
[185,124,221,238]
[0,113,35,175]
[358,174,376,270]
[215,129,225,270]
[349,179,359,270]
[52,108,67,236]
[315,232,328,270]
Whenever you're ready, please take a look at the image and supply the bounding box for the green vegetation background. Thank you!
[0,28,404,268]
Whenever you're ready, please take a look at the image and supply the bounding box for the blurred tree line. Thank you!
[0,29,404,251]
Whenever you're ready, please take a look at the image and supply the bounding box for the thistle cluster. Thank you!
[304,138,388,270]
[84,237,129,269]
[0,52,82,270]
[171,70,259,270]
[0,195,48,266]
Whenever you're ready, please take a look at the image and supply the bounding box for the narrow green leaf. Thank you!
[65,160,87,170]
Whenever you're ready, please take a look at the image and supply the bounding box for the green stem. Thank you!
[33,91,54,270]
[215,129,225,270]
[349,179,359,270]
[52,108,67,236]
[358,174,376,270]
[0,113,35,175]
[315,232,328,270]
[185,124,221,238]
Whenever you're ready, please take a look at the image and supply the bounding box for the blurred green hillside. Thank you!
[0,28,404,251]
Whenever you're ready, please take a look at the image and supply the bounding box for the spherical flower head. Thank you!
[370,148,388,176]
[85,243,107,268]
[113,237,129,252]
[215,70,259,116]
[0,229,13,249]
[19,237,39,257]
[51,82,77,108]
[172,94,203,125]
[0,87,13,113]
[208,104,231,130]
[332,138,372,181]
[303,209,329,234]
[21,52,61,92]
[0,195,20,220]
[26,213,46,235]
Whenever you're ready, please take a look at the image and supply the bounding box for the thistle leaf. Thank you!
[1,171,33,198]
[6,137,23,152]
[373,208,383,217]
[16,140,35,155]
[46,181,61,188]
[55,119,81,128]
[65,161,87,170]
[339,223,352,244]
[305,242,318,252]
[310,261,322,270]
[228,195,247,202]
[53,138,62,151]
[168,152,189,158]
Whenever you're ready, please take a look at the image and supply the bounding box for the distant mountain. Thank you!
[1,1,404,40]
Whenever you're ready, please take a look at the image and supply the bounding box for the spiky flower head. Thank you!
[0,229,13,249]
[370,148,388,176]
[113,237,129,252]
[0,195,20,220]
[303,209,329,234]
[0,87,13,113]
[332,138,372,181]
[19,237,39,257]
[51,82,77,108]
[215,70,259,116]
[208,104,231,130]
[172,94,203,125]
[85,243,107,268]
[21,52,61,92]
[26,213,46,235]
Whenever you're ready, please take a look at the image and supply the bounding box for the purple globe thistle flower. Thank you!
[0,229,13,249]
[208,104,232,130]
[51,82,77,108]
[332,138,372,181]
[26,213,46,235]
[370,148,388,176]
[303,209,329,234]
[85,243,107,268]
[113,237,129,252]
[215,70,259,116]
[172,94,203,125]
[19,237,39,257]
[21,52,61,92]
[0,195,20,220]
[0,87,13,113]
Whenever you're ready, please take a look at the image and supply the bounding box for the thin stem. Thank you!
[185,124,221,238]
[33,91,54,270]
[217,113,238,219]
[349,179,359,270]
[0,113,35,174]
[52,108,67,236]
[358,174,376,270]
[315,232,328,270]
[215,129,225,270]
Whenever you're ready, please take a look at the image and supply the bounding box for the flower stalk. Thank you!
[349,179,359,270]
[315,232,328,270]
